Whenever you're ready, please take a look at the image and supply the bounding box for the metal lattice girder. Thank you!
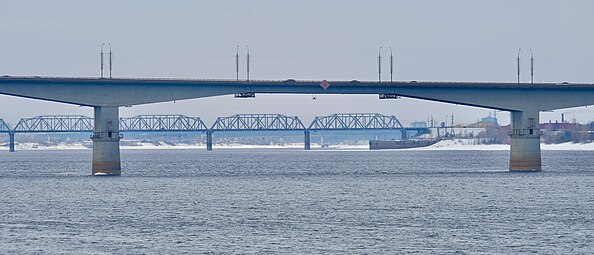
[119,115,208,132]
[13,115,93,133]
[308,113,405,131]
[211,114,306,131]
[0,118,11,133]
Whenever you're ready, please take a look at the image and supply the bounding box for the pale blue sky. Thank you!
[1,0,594,125]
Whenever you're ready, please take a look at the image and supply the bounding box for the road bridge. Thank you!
[1,76,593,175]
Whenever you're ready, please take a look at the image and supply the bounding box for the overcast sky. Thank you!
[1,0,594,125]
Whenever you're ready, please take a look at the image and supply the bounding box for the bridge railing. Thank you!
[2,76,556,86]
[211,114,306,131]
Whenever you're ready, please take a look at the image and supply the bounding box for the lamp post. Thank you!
[389,47,394,83]
[100,43,105,78]
[246,46,250,82]
[517,48,521,84]
[530,49,534,85]
[235,45,239,81]
[378,46,382,82]
[108,43,113,79]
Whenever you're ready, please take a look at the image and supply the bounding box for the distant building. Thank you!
[467,115,499,128]
[479,116,499,126]
[410,121,428,128]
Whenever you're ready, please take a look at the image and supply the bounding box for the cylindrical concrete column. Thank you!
[304,130,311,150]
[9,132,15,152]
[509,110,541,171]
[206,130,213,151]
[91,106,121,176]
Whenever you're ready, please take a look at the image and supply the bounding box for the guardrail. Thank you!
[3,75,588,86]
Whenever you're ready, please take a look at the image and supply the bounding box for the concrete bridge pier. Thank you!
[91,106,121,176]
[9,131,15,152]
[304,130,311,150]
[509,110,541,171]
[206,130,213,151]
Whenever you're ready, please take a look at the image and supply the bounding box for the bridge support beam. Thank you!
[304,130,311,150]
[91,106,121,176]
[509,110,541,172]
[9,132,15,152]
[206,130,213,151]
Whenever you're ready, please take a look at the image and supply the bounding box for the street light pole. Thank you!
[235,45,239,81]
[517,48,521,84]
[378,46,382,82]
[246,46,250,83]
[389,47,394,83]
[108,43,113,79]
[530,49,534,85]
[100,43,105,78]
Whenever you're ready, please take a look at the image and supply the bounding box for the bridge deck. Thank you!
[1,76,592,89]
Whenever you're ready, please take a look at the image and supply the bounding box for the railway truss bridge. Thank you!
[0,113,427,152]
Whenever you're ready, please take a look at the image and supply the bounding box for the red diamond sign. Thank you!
[320,80,330,90]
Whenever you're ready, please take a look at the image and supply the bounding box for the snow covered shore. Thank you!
[2,140,594,151]
[413,139,594,151]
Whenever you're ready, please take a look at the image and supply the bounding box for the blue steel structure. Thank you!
[8,115,208,133]
[10,115,93,152]
[13,115,93,133]
[120,115,208,132]
[211,114,305,131]
[5,115,209,152]
[0,119,11,132]
[0,119,14,152]
[305,113,428,150]
[309,113,404,131]
[208,114,306,151]
[2,113,422,152]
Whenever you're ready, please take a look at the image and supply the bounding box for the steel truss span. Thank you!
[119,115,208,132]
[308,113,405,131]
[210,114,306,131]
[13,115,93,133]
[3,113,416,133]
[6,115,209,133]
[0,119,11,132]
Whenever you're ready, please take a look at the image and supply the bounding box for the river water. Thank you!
[0,149,593,254]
